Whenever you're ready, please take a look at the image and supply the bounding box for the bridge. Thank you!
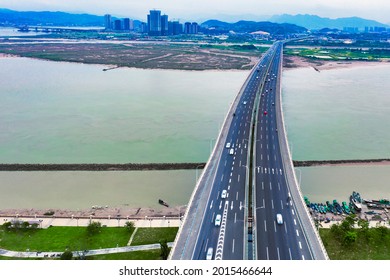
[170,41,328,260]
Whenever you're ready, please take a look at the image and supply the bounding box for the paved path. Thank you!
[0,242,174,259]
[0,216,181,228]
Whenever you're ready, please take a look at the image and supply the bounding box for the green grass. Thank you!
[284,47,390,61]
[320,226,390,260]
[131,227,178,246]
[0,226,178,260]
[0,226,132,252]
[86,249,163,260]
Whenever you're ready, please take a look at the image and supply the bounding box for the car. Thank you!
[206,247,213,260]
[229,148,234,155]
[225,142,231,149]
[261,93,264,97]
[272,102,275,106]
[215,214,221,226]
[221,190,227,199]
[276,213,283,224]
[243,101,247,105]
[263,111,268,116]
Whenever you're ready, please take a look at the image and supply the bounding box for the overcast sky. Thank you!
[1,0,389,23]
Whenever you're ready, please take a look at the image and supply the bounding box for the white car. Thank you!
[221,190,227,199]
[215,214,221,226]
[206,247,213,260]
[276,213,283,225]
[229,148,234,155]
[225,142,231,149]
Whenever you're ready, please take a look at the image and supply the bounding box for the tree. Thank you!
[86,221,102,236]
[340,215,355,232]
[124,221,135,232]
[159,239,170,260]
[2,222,12,231]
[60,250,73,260]
[343,231,357,247]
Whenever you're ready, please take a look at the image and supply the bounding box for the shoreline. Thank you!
[283,55,389,71]
[0,205,186,220]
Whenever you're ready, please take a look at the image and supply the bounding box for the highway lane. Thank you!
[192,50,275,260]
[254,42,313,260]
[171,41,327,260]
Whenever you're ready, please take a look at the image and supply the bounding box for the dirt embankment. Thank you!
[0,163,206,171]
[293,159,390,167]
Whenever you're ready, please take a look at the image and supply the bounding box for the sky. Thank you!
[1,0,389,23]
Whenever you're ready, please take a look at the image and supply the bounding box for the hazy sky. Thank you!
[1,0,389,23]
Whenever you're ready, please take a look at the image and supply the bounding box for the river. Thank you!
[0,56,389,209]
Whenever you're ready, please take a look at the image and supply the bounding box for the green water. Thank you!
[0,57,248,163]
[282,64,390,161]
[297,165,390,204]
[1,57,389,210]
[0,170,196,209]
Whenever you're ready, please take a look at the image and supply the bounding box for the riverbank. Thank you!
[0,41,260,70]
[0,204,186,220]
[283,55,389,71]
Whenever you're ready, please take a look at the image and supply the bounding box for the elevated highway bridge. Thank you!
[170,41,328,260]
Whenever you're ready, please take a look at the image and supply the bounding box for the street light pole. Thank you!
[295,168,302,186]
[195,164,204,185]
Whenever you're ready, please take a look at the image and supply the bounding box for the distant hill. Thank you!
[269,14,389,30]
[0,8,104,26]
[201,20,307,35]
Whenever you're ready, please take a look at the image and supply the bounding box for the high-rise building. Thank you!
[191,22,199,34]
[172,21,183,35]
[184,22,199,34]
[114,19,122,30]
[161,15,169,36]
[148,10,162,36]
[104,14,112,30]
[123,18,130,31]
[184,22,191,34]
[129,19,134,31]
[141,22,148,33]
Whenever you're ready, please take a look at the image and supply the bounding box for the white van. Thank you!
[276,213,283,225]
[206,247,213,260]
[229,148,234,155]
[215,214,221,226]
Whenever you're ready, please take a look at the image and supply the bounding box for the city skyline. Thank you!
[0,0,389,24]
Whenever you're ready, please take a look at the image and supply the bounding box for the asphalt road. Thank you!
[170,41,327,260]
[190,48,276,260]
[253,42,313,260]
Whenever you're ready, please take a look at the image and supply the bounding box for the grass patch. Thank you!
[131,227,178,246]
[86,249,163,260]
[284,47,390,61]
[0,226,132,252]
[320,222,390,259]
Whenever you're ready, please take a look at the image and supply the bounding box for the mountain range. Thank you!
[269,14,389,30]
[0,8,388,31]
[200,20,306,35]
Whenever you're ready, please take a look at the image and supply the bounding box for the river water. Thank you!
[0,56,389,209]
